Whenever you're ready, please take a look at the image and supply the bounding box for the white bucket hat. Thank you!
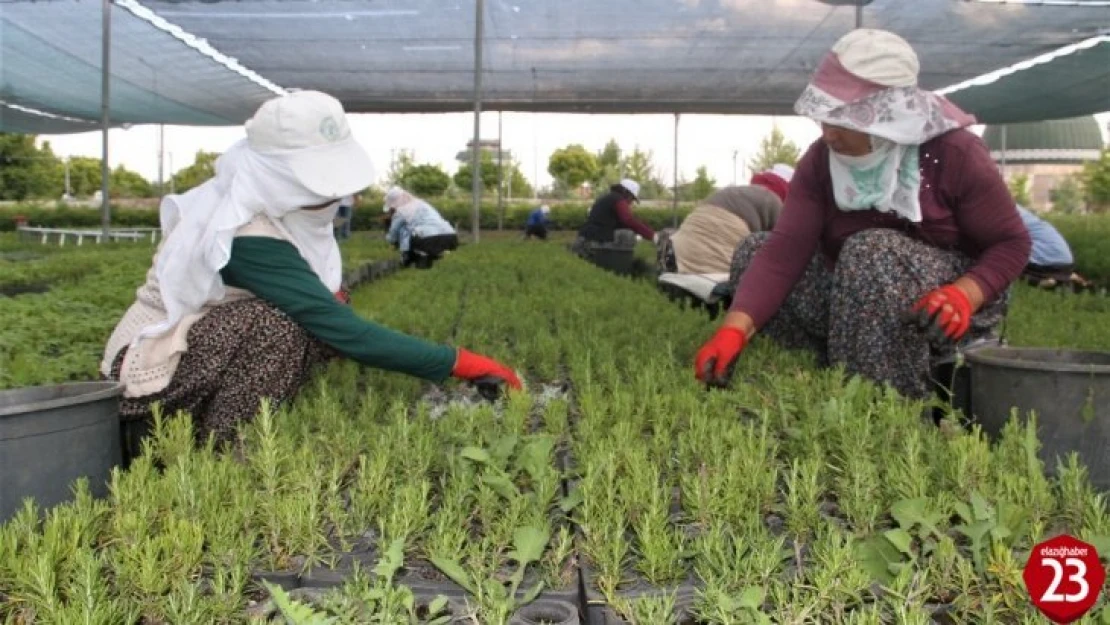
[383,186,405,212]
[770,163,795,183]
[617,178,641,201]
[245,90,375,198]
[540,204,550,213]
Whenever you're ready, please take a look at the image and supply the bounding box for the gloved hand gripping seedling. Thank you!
[905,284,973,342]
[694,325,748,388]
[452,348,523,399]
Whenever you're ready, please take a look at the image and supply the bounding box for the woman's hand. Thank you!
[452,348,523,390]
[908,278,982,341]
[694,312,754,388]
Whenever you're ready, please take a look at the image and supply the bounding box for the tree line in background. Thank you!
[3,129,1109,212]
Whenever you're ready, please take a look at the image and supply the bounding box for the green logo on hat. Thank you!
[319,117,341,142]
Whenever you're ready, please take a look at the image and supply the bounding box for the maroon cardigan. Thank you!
[730,129,1031,329]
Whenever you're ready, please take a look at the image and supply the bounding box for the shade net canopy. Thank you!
[2,0,1108,134]
[943,35,1110,125]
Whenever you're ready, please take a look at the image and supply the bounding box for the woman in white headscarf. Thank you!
[101,91,521,446]
[383,186,458,268]
[693,29,1031,399]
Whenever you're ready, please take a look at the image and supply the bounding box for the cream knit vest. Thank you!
[100,215,286,398]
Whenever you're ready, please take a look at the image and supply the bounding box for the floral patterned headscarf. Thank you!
[794,29,976,222]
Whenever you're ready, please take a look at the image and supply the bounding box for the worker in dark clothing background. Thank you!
[575,179,656,246]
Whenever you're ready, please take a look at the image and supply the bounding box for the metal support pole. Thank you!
[732,150,738,185]
[1000,125,1008,177]
[100,0,112,239]
[158,124,165,197]
[64,158,71,198]
[469,0,485,243]
[672,113,679,227]
[855,4,863,27]
[497,110,504,230]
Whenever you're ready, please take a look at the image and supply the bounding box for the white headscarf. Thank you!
[144,139,343,339]
[383,186,425,221]
[794,29,976,222]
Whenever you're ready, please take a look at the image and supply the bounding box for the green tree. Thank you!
[548,144,599,192]
[172,151,219,193]
[386,150,416,187]
[1049,176,1084,214]
[0,133,61,200]
[617,147,669,200]
[504,163,534,199]
[110,165,154,198]
[1007,173,1031,206]
[592,139,624,190]
[748,126,801,173]
[402,163,451,197]
[454,152,500,193]
[1081,147,1110,213]
[690,166,716,200]
[65,157,104,198]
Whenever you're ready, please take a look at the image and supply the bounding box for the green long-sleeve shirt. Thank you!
[219,236,456,382]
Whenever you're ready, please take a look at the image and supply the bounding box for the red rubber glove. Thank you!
[334,289,350,305]
[910,284,972,340]
[694,326,748,388]
[452,349,523,390]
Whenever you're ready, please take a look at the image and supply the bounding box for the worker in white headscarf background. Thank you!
[657,164,795,276]
[101,91,522,448]
[383,186,459,268]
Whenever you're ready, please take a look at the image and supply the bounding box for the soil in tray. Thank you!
[398,558,581,605]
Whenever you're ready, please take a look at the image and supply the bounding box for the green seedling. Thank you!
[953,491,1027,574]
[263,581,337,625]
[856,497,945,584]
[430,526,550,625]
[783,456,823,542]
[693,584,771,625]
[610,591,677,625]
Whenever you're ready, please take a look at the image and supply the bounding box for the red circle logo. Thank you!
[1023,534,1106,623]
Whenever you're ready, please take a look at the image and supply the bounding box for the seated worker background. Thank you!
[693,28,1030,401]
[524,205,552,240]
[101,91,521,447]
[657,164,794,275]
[384,186,459,268]
[1016,205,1089,289]
[574,178,657,249]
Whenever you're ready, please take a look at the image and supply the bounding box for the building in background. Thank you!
[982,116,1104,212]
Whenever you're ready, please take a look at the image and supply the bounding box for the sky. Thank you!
[37,111,1110,197]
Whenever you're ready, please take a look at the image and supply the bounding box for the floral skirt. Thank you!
[108,299,335,445]
[729,228,1009,399]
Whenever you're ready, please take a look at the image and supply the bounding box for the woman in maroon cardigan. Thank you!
[695,29,1031,399]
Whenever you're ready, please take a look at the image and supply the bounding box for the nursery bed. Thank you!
[1,238,1110,624]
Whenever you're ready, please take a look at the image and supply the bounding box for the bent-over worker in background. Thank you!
[383,186,459,268]
[1016,205,1089,290]
[524,205,552,240]
[694,29,1031,400]
[574,179,657,250]
[657,164,794,275]
[101,91,521,446]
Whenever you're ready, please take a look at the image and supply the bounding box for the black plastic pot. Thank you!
[0,381,123,522]
[586,245,636,276]
[966,347,1110,487]
[511,598,582,625]
[120,417,153,469]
